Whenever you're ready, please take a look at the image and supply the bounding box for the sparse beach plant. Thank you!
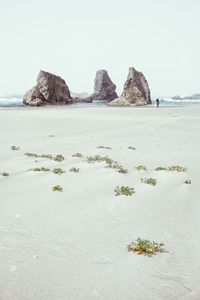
[114,186,135,196]
[155,167,168,171]
[128,146,136,150]
[184,180,191,184]
[127,238,165,256]
[116,165,128,174]
[135,165,147,171]
[11,146,20,150]
[72,153,83,158]
[97,146,112,150]
[53,154,65,162]
[52,185,63,192]
[69,167,79,173]
[24,152,65,162]
[31,167,51,172]
[0,172,9,176]
[52,168,65,175]
[141,178,157,186]
[168,165,187,172]
[86,155,117,165]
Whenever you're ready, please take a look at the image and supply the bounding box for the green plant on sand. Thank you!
[31,167,51,172]
[11,146,20,150]
[127,238,165,256]
[53,168,65,175]
[141,178,157,186]
[52,185,63,192]
[0,171,10,176]
[69,167,80,173]
[114,186,135,196]
[135,165,147,171]
[168,165,187,172]
[24,152,64,162]
[184,180,191,184]
[72,153,83,158]
[155,167,168,171]
[97,146,112,150]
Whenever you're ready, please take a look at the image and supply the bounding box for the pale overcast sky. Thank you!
[0,0,199,97]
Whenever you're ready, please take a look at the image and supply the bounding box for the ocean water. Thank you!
[0,96,200,108]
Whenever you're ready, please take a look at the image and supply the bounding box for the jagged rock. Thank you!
[172,95,182,100]
[88,70,118,102]
[23,71,72,106]
[108,67,151,106]
[23,86,45,106]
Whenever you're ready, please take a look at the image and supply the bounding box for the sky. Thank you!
[0,0,199,97]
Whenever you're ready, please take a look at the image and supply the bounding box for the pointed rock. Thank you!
[23,71,72,106]
[92,70,118,101]
[108,67,151,106]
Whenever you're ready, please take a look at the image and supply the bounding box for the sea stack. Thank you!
[108,67,151,106]
[91,69,118,101]
[23,71,72,106]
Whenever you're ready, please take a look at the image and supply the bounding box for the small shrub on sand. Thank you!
[127,238,165,256]
[155,167,168,171]
[168,165,187,172]
[24,152,65,162]
[72,153,83,158]
[69,167,79,173]
[141,178,157,186]
[52,185,63,192]
[52,168,65,175]
[184,180,191,184]
[97,145,112,150]
[115,165,128,174]
[86,155,115,164]
[25,152,51,159]
[53,154,65,162]
[135,165,147,171]
[128,146,136,150]
[114,186,135,196]
[0,172,9,176]
[31,167,51,172]
[11,146,20,150]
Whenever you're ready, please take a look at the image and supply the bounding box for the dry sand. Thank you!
[0,106,200,300]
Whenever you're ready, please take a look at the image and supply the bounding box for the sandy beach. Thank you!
[0,106,200,300]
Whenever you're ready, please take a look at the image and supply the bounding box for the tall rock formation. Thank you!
[23,71,72,106]
[91,69,118,101]
[108,67,151,106]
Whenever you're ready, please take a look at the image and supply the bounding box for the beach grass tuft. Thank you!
[11,145,20,150]
[24,152,65,162]
[127,238,165,256]
[141,178,157,186]
[128,146,136,150]
[31,167,51,172]
[72,153,83,158]
[0,171,10,176]
[53,168,65,175]
[135,165,147,171]
[97,145,112,150]
[69,167,79,173]
[168,165,187,172]
[155,166,168,171]
[52,185,63,192]
[114,186,135,196]
[184,180,191,184]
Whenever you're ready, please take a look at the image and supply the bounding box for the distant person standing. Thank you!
[156,98,160,108]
